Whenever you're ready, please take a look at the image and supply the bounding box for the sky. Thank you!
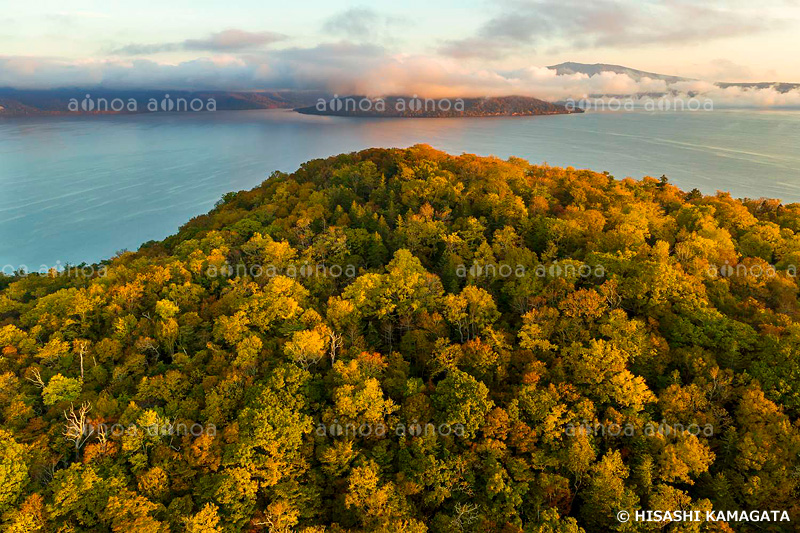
[1,0,799,102]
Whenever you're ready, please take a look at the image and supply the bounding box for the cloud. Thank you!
[111,29,287,55]
[112,43,182,55]
[184,30,286,51]
[688,59,755,82]
[322,8,406,43]
[437,38,513,61]
[0,43,391,92]
[45,11,111,23]
[439,0,781,59]
[323,8,380,38]
[2,42,800,108]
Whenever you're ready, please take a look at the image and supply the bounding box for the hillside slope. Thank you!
[1,146,799,531]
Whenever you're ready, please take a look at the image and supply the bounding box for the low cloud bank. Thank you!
[1,48,798,107]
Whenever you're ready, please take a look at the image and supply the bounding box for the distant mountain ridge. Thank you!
[0,89,326,117]
[548,62,800,93]
[548,62,692,83]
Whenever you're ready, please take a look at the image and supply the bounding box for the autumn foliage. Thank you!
[1,146,799,532]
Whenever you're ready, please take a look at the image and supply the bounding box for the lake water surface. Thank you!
[2,109,800,267]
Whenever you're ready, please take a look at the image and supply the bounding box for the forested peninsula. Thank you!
[1,146,799,532]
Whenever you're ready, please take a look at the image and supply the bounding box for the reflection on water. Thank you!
[1,108,800,266]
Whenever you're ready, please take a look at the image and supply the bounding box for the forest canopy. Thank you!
[1,145,799,532]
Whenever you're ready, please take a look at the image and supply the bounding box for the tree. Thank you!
[432,369,493,438]
[528,509,586,533]
[345,461,409,529]
[442,286,499,342]
[0,429,28,514]
[331,355,397,427]
[342,249,443,327]
[63,402,94,461]
[102,488,165,533]
[73,339,91,381]
[48,464,123,529]
[284,326,329,370]
[184,503,223,533]
[561,340,655,411]
[43,374,82,406]
[580,450,639,531]
[235,365,313,487]
[206,468,259,531]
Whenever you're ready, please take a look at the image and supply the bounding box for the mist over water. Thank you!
[2,108,799,267]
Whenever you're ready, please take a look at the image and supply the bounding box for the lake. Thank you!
[2,108,800,268]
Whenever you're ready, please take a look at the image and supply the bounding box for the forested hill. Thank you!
[2,145,800,532]
[294,96,578,118]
